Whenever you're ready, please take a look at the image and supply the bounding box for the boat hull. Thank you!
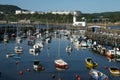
[54,59,68,69]
[55,64,68,69]
[109,67,120,76]
[85,58,98,69]
[89,69,108,80]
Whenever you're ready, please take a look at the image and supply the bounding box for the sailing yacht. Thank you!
[14,25,23,54]
[54,59,68,69]
[16,25,22,44]
[54,33,68,69]
[66,45,72,53]
[4,26,9,42]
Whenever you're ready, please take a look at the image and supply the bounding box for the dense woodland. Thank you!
[0,5,120,23]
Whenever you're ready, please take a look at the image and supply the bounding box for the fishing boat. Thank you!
[85,57,98,69]
[33,60,44,71]
[14,46,23,54]
[105,50,116,59]
[89,69,108,80]
[54,59,68,69]
[109,67,120,76]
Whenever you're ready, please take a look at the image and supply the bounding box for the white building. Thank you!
[51,11,71,15]
[15,10,35,14]
[72,11,86,27]
[15,10,22,14]
[50,10,81,15]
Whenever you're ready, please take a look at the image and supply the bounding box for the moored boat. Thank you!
[4,34,9,42]
[66,45,72,53]
[105,50,115,59]
[115,50,120,61]
[6,54,15,58]
[89,69,108,80]
[85,57,98,69]
[33,60,45,71]
[109,67,120,76]
[80,40,87,47]
[54,59,68,69]
[16,37,22,43]
[14,46,23,54]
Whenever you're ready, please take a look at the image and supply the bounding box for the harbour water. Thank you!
[0,25,120,80]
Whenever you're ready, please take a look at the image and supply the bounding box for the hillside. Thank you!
[0,4,21,14]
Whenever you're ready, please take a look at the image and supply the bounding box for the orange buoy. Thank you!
[77,76,81,80]
[104,66,108,69]
[19,71,23,75]
[58,77,61,80]
[75,74,79,78]
[15,61,19,65]
[26,68,30,72]
[52,74,55,78]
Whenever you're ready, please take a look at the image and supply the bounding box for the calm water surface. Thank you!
[0,34,120,80]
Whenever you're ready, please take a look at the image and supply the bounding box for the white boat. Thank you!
[54,59,68,69]
[6,54,15,58]
[29,48,40,56]
[16,37,22,43]
[89,69,108,80]
[115,50,120,61]
[66,45,72,53]
[74,40,81,47]
[80,40,87,47]
[4,34,9,42]
[14,46,23,54]
[54,32,69,69]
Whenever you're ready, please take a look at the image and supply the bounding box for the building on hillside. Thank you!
[15,10,44,14]
[50,10,81,15]
[15,10,35,14]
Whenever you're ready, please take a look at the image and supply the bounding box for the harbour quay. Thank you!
[85,27,120,47]
[66,25,120,47]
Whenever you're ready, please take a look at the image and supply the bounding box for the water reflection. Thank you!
[0,32,120,80]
